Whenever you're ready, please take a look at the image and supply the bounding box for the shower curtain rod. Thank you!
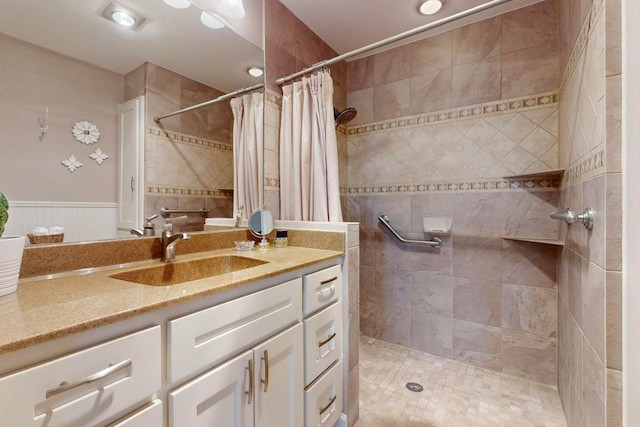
[275,0,511,86]
[154,82,264,122]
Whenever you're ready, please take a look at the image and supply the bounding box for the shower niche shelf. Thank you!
[501,169,566,247]
[501,236,564,246]
[502,169,565,180]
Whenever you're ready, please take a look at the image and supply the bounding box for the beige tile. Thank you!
[503,42,559,99]
[409,70,452,114]
[373,79,411,121]
[501,240,558,288]
[502,190,559,240]
[605,0,622,76]
[502,328,557,384]
[452,236,502,282]
[502,283,557,337]
[358,335,567,427]
[348,56,374,92]
[373,45,412,86]
[373,270,411,308]
[568,249,583,325]
[501,145,538,174]
[502,0,558,54]
[409,193,453,234]
[606,75,622,173]
[582,337,606,427]
[451,56,501,107]
[146,63,180,103]
[452,319,502,370]
[452,16,502,65]
[409,311,452,358]
[452,277,501,327]
[451,192,502,237]
[581,259,605,361]
[520,127,558,158]
[607,369,622,427]
[360,300,411,346]
[410,31,452,75]
[411,271,452,317]
[349,307,360,370]
[606,271,622,370]
[348,246,360,309]
[124,63,145,101]
[348,364,359,426]
[484,131,518,161]
[583,175,606,268]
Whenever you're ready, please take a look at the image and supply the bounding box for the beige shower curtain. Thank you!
[279,71,342,222]
[231,92,264,216]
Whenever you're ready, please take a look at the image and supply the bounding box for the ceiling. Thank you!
[0,0,264,92]
[278,0,545,59]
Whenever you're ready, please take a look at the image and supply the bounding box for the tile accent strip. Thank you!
[147,127,233,152]
[347,92,559,136]
[345,177,559,195]
[563,149,605,185]
[146,185,233,197]
[560,0,605,92]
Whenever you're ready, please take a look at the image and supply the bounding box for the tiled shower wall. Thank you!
[344,0,563,385]
[125,63,234,231]
[556,0,623,425]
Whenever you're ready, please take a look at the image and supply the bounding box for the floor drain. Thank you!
[406,382,423,392]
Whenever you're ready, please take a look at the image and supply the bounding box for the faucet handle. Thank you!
[163,215,188,233]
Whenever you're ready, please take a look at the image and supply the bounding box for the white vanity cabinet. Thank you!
[0,326,161,427]
[169,323,303,427]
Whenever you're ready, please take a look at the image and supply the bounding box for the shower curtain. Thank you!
[231,92,264,216]
[279,71,343,222]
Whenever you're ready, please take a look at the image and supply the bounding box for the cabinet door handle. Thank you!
[319,395,337,415]
[261,350,269,393]
[45,359,132,399]
[246,358,254,405]
[320,276,338,286]
[318,332,336,348]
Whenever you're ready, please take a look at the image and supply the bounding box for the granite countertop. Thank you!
[0,246,343,356]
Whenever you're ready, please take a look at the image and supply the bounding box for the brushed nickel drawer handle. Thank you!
[319,395,337,415]
[320,277,338,286]
[318,332,336,347]
[246,358,254,405]
[45,359,132,399]
[261,350,269,393]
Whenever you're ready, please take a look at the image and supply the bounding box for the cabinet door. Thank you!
[253,323,303,427]
[169,350,253,427]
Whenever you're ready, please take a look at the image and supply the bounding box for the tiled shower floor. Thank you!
[355,336,567,427]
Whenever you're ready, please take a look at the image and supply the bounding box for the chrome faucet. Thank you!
[161,218,190,262]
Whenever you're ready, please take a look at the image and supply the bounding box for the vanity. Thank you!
[0,229,348,427]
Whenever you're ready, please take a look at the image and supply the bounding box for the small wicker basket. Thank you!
[27,233,64,244]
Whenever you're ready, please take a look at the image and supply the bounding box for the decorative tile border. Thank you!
[347,92,559,136]
[560,0,605,92]
[564,150,605,185]
[264,177,280,188]
[146,186,233,197]
[344,177,559,195]
[147,127,233,152]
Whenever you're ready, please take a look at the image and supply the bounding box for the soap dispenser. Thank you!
[143,214,158,236]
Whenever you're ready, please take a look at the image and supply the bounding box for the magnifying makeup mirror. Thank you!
[249,207,274,249]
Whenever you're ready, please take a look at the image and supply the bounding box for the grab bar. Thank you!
[550,207,594,230]
[378,215,442,248]
[160,207,210,218]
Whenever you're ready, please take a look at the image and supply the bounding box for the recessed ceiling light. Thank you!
[247,66,264,77]
[101,2,145,30]
[111,10,136,26]
[418,0,445,15]
[200,11,225,29]
[163,0,191,8]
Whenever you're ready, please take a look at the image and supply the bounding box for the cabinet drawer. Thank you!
[304,301,342,385]
[0,326,161,427]
[304,360,343,427]
[108,400,163,427]
[168,278,302,383]
[303,265,341,316]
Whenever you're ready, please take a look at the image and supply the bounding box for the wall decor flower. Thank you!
[90,148,109,165]
[61,155,82,172]
[72,120,100,144]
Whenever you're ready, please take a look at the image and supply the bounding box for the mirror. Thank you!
[249,207,274,248]
[0,0,264,244]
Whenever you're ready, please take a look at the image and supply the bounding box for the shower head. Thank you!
[334,107,358,127]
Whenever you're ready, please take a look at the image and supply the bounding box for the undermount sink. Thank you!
[109,255,269,286]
